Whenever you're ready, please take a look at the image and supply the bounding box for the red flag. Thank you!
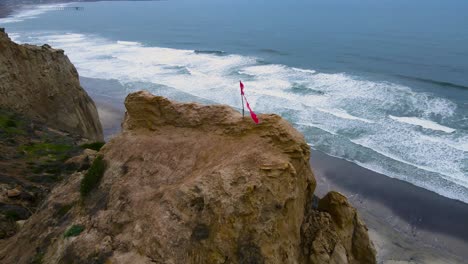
[244,97,259,124]
[239,81,259,124]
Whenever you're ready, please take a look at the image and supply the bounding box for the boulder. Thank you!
[301,192,376,264]
[6,188,21,198]
[65,149,98,171]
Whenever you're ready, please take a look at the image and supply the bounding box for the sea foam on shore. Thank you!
[7,30,467,203]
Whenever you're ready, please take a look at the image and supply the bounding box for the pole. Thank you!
[241,93,245,118]
[240,81,245,118]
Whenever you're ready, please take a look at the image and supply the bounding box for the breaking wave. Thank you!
[9,31,468,203]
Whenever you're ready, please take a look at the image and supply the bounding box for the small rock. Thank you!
[7,188,21,198]
[16,220,26,229]
[65,149,97,171]
[83,148,98,159]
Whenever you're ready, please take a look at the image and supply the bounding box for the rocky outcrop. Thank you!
[301,192,376,264]
[0,29,103,141]
[0,91,375,263]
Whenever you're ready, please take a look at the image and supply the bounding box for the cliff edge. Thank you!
[0,91,375,263]
[0,28,103,141]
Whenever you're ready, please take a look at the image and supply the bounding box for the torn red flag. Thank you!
[244,97,259,124]
[239,81,259,124]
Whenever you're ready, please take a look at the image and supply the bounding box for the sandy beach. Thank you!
[80,77,126,140]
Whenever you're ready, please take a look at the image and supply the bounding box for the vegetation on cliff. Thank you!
[0,109,84,239]
[79,155,106,197]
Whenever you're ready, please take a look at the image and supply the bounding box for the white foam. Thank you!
[351,136,468,189]
[0,4,69,24]
[9,31,467,202]
[317,108,374,123]
[117,41,141,46]
[295,122,338,135]
[420,135,468,152]
[292,68,316,74]
[389,116,455,133]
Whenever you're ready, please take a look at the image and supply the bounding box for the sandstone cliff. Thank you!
[0,91,375,264]
[0,28,103,142]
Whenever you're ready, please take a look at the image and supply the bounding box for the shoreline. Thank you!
[0,0,161,19]
[80,77,126,141]
[81,76,468,262]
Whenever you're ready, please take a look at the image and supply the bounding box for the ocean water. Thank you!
[1,0,467,203]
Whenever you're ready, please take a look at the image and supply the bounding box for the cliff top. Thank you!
[0,91,375,264]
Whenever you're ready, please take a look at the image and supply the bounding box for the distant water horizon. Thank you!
[1,0,467,203]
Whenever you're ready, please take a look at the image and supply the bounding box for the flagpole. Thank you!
[241,95,245,118]
[240,81,245,118]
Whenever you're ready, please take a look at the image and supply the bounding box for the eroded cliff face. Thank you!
[0,28,103,141]
[0,91,375,264]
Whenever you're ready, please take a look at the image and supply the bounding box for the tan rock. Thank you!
[65,149,98,171]
[318,191,377,264]
[0,30,103,141]
[82,149,98,157]
[0,92,375,264]
[6,188,21,198]
[16,220,26,229]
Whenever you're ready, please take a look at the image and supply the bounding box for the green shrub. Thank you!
[80,156,106,197]
[0,113,24,135]
[31,252,44,264]
[21,143,72,156]
[80,142,105,151]
[56,203,75,218]
[5,119,16,128]
[4,210,20,221]
[64,225,84,238]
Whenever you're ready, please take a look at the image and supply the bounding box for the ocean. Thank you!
[1,0,467,203]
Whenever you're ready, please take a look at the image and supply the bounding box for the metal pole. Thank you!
[241,94,245,118]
